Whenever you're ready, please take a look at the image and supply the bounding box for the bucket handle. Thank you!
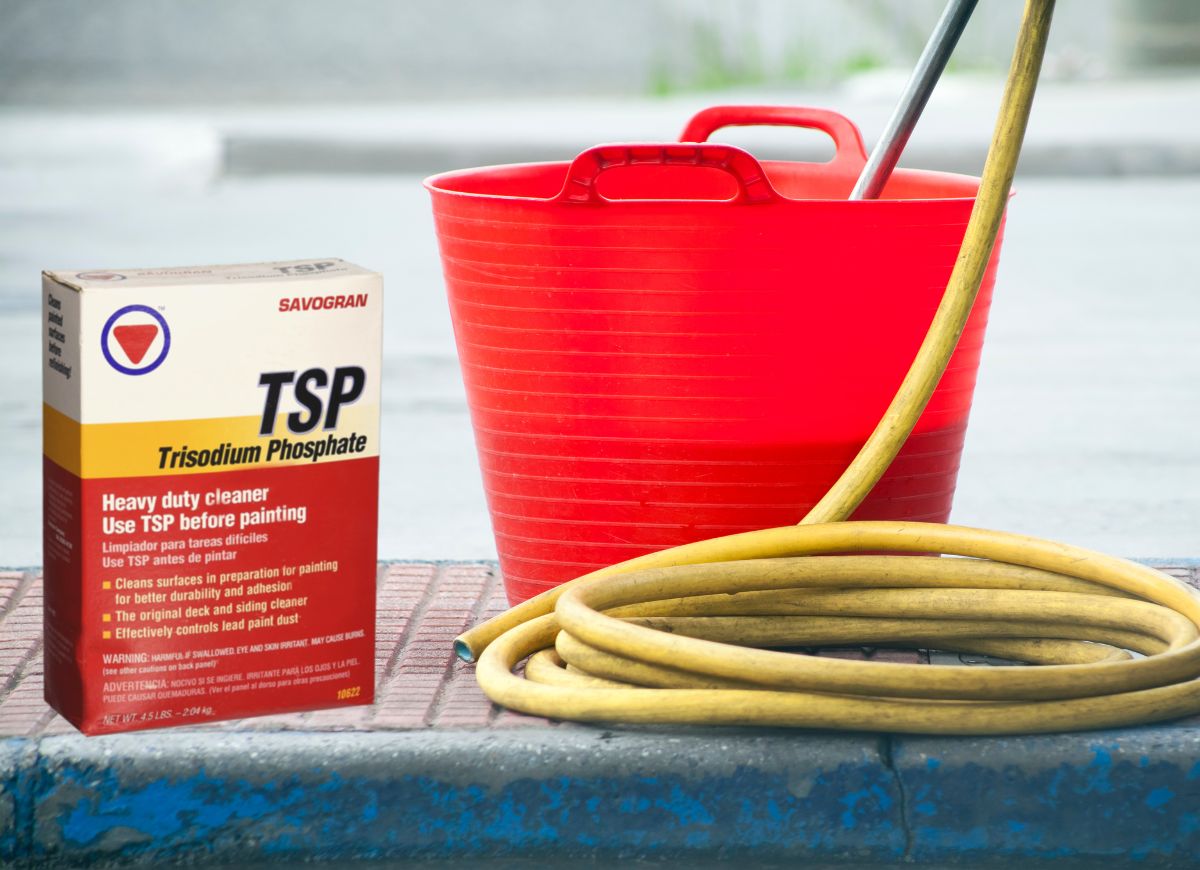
[680,106,868,174]
[555,142,778,205]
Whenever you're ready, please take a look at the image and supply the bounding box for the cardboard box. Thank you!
[42,259,381,734]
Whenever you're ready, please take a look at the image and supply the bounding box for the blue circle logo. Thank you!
[100,305,171,375]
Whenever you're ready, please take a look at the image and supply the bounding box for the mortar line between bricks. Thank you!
[480,567,506,726]
[0,571,43,705]
[0,637,42,708]
[428,564,499,728]
[366,563,446,726]
[28,705,58,739]
[0,570,38,628]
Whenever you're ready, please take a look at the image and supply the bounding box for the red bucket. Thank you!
[426,106,1005,605]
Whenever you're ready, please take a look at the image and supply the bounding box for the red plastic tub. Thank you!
[426,106,1005,605]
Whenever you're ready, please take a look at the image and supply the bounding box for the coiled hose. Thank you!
[452,0,1200,735]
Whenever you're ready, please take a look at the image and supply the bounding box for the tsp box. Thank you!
[42,260,382,734]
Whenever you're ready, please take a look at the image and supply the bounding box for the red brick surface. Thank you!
[0,563,554,737]
[2,563,1198,738]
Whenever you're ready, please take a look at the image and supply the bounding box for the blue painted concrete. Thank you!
[25,731,902,865]
[894,725,1200,865]
[0,738,34,865]
[5,726,1200,865]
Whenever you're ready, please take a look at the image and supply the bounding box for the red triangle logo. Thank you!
[112,324,159,365]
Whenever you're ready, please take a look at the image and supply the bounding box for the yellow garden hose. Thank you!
[452,0,1200,734]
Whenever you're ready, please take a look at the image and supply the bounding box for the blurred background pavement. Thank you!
[1,0,1198,565]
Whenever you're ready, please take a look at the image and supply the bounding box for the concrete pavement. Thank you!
[3,74,1200,180]
[217,75,1200,177]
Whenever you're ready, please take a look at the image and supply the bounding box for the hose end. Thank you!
[454,637,476,663]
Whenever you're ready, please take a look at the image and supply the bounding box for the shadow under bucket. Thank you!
[425,106,1005,605]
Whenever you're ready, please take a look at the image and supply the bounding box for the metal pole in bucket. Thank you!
[850,0,979,200]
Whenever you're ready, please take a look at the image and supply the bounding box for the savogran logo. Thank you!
[76,271,126,282]
[100,305,171,375]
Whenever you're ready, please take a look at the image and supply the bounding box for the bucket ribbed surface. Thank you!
[428,120,1003,604]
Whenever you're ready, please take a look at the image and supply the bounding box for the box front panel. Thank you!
[44,270,381,733]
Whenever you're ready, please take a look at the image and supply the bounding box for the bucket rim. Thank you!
[423,158,1002,206]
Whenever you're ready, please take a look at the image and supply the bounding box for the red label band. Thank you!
[44,456,378,734]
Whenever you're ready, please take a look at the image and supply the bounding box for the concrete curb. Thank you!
[11,730,902,866]
[5,77,1199,182]
[3,724,1200,866]
[894,728,1200,865]
[214,78,1200,178]
[221,135,1200,179]
[0,738,36,862]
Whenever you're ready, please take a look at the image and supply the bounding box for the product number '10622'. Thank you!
[337,686,362,701]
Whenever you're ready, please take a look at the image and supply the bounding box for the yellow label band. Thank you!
[44,404,82,477]
[43,403,379,479]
